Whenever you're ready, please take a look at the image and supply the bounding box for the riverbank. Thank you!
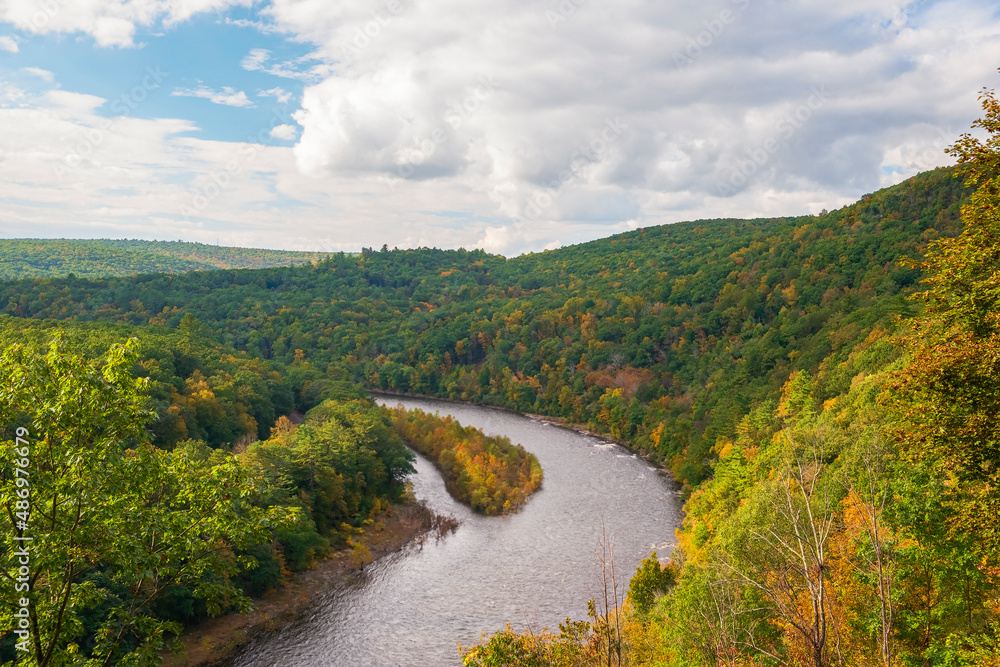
[372,390,677,489]
[160,496,447,667]
[524,412,681,492]
[231,395,683,665]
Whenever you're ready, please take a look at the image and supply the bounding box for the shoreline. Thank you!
[524,412,679,487]
[371,389,679,487]
[160,497,446,667]
[161,394,680,666]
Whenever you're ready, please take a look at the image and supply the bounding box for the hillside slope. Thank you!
[0,167,968,487]
[0,238,331,279]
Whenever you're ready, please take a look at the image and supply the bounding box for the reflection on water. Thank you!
[230,397,679,667]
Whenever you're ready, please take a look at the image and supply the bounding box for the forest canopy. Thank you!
[0,339,412,665]
[457,82,1000,667]
[0,166,968,491]
[0,239,331,280]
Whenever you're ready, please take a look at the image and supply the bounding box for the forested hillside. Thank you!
[459,88,1000,666]
[0,315,361,449]
[0,166,968,489]
[0,337,415,665]
[0,239,330,279]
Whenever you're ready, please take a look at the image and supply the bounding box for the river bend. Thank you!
[230,396,680,667]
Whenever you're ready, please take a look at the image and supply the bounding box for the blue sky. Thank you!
[2,8,310,142]
[0,0,998,255]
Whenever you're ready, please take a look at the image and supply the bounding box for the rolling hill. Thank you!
[0,238,332,279]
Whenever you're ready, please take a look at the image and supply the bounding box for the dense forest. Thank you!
[0,336,415,665]
[0,239,331,280]
[0,166,968,492]
[459,89,1000,665]
[0,315,360,449]
[1,89,998,666]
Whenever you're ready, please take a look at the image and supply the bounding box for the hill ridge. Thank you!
[0,237,333,280]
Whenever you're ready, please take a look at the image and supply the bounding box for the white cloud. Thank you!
[171,85,254,107]
[239,46,328,81]
[0,89,495,252]
[476,222,576,256]
[0,0,252,47]
[3,0,1000,255]
[92,15,136,47]
[44,90,106,114]
[240,47,270,71]
[0,81,26,104]
[225,17,278,33]
[251,0,1000,250]
[259,86,292,104]
[0,35,17,52]
[22,67,54,82]
[270,123,297,140]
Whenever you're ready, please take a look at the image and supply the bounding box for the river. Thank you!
[229,396,681,667]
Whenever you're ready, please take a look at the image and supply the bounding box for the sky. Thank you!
[0,0,998,256]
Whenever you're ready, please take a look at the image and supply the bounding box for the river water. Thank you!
[229,396,680,667]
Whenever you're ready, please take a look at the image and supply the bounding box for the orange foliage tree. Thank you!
[388,406,542,515]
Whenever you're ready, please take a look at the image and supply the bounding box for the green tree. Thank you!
[0,339,290,666]
[625,552,674,616]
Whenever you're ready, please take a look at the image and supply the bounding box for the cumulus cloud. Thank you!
[3,0,1000,256]
[0,35,17,52]
[270,123,297,140]
[0,85,497,252]
[171,85,254,107]
[255,0,1000,253]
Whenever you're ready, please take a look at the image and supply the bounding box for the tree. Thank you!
[841,424,897,667]
[721,427,840,667]
[897,78,1000,553]
[593,520,623,667]
[625,552,674,617]
[0,338,290,666]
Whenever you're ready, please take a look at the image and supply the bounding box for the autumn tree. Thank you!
[840,422,897,667]
[896,79,1000,553]
[718,374,842,667]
